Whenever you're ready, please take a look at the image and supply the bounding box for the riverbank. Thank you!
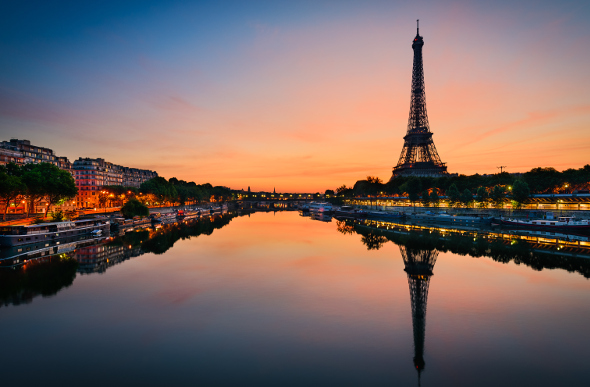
[354,204,590,220]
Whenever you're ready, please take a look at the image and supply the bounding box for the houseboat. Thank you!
[500,216,590,230]
[309,202,333,213]
[0,219,110,248]
[0,235,107,268]
[366,211,406,220]
[298,203,310,213]
[409,212,492,225]
[310,212,333,223]
[334,206,368,219]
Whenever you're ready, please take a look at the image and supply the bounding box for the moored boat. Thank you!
[334,206,368,219]
[309,202,333,213]
[366,211,406,220]
[499,216,590,230]
[0,219,110,248]
[410,212,492,225]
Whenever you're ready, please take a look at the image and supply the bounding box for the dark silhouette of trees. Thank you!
[446,184,461,207]
[361,232,388,250]
[511,180,531,210]
[338,164,590,199]
[421,190,430,207]
[490,185,506,209]
[475,186,489,208]
[460,189,473,208]
[429,189,440,207]
[120,198,149,219]
[0,169,26,220]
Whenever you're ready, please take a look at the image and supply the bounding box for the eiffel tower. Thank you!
[400,245,439,384]
[390,20,448,181]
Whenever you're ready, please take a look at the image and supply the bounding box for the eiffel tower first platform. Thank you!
[390,21,448,181]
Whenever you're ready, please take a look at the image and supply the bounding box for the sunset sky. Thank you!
[1,0,589,192]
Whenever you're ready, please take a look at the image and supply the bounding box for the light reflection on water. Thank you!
[1,211,589,387]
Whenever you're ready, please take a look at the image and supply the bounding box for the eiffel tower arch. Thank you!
[400,244,439,382]
[390,21,448,181]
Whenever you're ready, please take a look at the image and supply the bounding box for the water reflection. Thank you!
[0,256,78,307]
[0,213,236,307]
[401,245,438,383]
[344,219,590,279]
[343,218,590,383]
[0,211,588,385]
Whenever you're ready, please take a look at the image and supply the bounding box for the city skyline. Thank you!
[1,1,590,192]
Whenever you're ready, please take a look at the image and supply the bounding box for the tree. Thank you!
[421,190,430,207]
[120,198,149,219]
[325,189,335,196]
[429,189,440,207]
[366,176,383,184]
[446,184,461,207]
[0,172,26,221]
[511,180,530,210]
[21,164,47,216]
[140,177,177,206]
[460,189,473,208]
[43,167,77,217]
[400,177,422,208]
[490,185,506,209]
[475,186,488,208]
[361,232,388,250]
[336,185,348,194]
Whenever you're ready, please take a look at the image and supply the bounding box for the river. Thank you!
[1,210,589,386]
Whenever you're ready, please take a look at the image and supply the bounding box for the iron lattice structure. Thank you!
[400,245,439,381]
[390,21,448,181]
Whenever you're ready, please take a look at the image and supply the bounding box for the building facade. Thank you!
[73,157,157,208]
[1,139,76,214]
[1,139,62,166]
[1,138,158,212]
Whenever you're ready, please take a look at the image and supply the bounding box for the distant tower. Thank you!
[390,20,447,181]
[273,187,276,194]
[400,244,439,383]
[248,186,251,193]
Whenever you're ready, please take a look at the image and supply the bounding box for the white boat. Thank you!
[309,202,333,213]
[500,216,590,230]
[90,229,102,237]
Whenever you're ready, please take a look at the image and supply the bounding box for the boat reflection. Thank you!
[309,212,333,223]
[0,213,236,307]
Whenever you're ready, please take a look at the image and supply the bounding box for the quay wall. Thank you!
[355,204,590,220]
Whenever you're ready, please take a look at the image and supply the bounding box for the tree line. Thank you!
[331,165,590,208]
[100,176,234,209]
[0,162,77,220]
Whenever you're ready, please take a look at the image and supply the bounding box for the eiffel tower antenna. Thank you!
[390,22,448,181]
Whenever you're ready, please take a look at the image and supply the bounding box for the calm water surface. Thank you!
[1,211,589,386]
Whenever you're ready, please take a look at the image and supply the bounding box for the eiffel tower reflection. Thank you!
[400,245,439,385]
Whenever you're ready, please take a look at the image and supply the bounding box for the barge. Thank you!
[409,212,492,225]
[334,206,368,219]
[500,216,590,231]
[0,219,110,248]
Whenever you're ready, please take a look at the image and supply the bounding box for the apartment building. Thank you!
[73,157,157,208]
